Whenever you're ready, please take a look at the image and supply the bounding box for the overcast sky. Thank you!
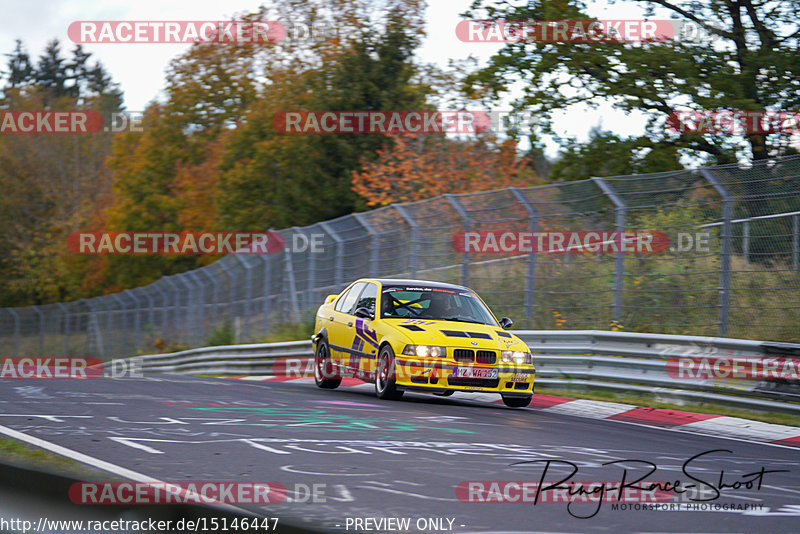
[1,0,657,156]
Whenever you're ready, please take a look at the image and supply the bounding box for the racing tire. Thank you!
[501,394,532,408]
[314,340,341,389]
[375,345,404,400]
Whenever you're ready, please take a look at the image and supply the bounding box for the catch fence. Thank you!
[2,155,799,358]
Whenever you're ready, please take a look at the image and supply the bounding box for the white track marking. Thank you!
[680,417,800,441]
[0,423,162,480]
[0,424,257,515]
[540,399,635,418]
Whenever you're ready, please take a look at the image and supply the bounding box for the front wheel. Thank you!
[501,394,532,408]
[314,341,341,389]
[375,346,404,400]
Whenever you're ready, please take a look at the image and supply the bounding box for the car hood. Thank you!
[382,318,529,352]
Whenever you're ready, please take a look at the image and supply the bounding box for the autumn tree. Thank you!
[0,41,122,306]
[216,0,433,229]
[352,133,538,206]
[101,0,432,288]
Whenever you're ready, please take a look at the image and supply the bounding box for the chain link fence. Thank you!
[2,155,800,359]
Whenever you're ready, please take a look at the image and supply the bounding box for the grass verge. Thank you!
[0,438,111,479]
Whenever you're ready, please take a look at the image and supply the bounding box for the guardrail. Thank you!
[131,331,800,415]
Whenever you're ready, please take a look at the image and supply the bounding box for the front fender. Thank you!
[312,327,329,349]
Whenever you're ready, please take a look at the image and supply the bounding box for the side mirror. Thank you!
[499,317,513,329]
[325,294,338,304]
[354,307,373,319]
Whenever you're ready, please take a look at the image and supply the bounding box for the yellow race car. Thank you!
[311,278,535,407]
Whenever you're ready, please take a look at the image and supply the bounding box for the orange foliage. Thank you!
[352,133,538,207]
[174,138,223,232]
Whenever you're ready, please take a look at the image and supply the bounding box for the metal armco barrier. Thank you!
[131,340,312,375]
[132,331,800,415]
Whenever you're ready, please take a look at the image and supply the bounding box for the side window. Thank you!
[334,285,354,312]
[354,283,378,318]
[335,283,365,314]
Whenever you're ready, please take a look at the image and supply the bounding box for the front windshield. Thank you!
[380,285,498,326]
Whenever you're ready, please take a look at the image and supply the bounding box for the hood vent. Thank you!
[440,330,492,340]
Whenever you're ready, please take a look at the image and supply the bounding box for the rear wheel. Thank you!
[501,394,532,408]
[375,345,404,400]
[314,341,341,389]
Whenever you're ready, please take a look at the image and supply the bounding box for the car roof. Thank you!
[367,278,471,291]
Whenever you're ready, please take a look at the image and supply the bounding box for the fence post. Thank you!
[288,226,309,310]
[353,213,380,277]
[153,282,169,340]
[197,269,217,330]
[591,177,626,323]
[218,260,237,330]
[33,306,45,356]
[8,309,19,357]
[180,274,197,341]
[743,221,750,262]
[261,254,272,336]
[84,299,103,358]
[509,187,538,322]
[305,226,316,310]
[394,204,419,278]
[445,194,471,287]
[163,277,181,343]
[142,287,156,343]
[176,275,192,345]
[102,297,113,354]
[700,167,732,336]
[282,235,300,323]
[233,256,254,341]
[126,290,142,352]
[793,215,798,272]
[320,222,343,289]
[187,271,205,345]
[57,303,69,356]
[111,293,127,356]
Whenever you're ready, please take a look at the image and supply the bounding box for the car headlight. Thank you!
[501,351,532,364]
[402,345,447,358]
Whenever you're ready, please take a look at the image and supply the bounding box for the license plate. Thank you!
[454,367,498,379]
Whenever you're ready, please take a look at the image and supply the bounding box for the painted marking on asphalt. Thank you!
[0,423,163,479]
[680,416,800,442]
[280,465,382,476]
[540,399,636,419]
[608,407,720,427]
[227,376,800,447]
[313,400,386,408]
[771,435,800,448]
[0,424,259,516]
[0,414,93,422]
[106,436,166,454]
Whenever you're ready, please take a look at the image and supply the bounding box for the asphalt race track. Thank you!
[1,374,799,533]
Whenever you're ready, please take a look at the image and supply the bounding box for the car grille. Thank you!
[514,382,530,390]
[476,350,496,364]
[448,378,500,388]
[453,349,474,363]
